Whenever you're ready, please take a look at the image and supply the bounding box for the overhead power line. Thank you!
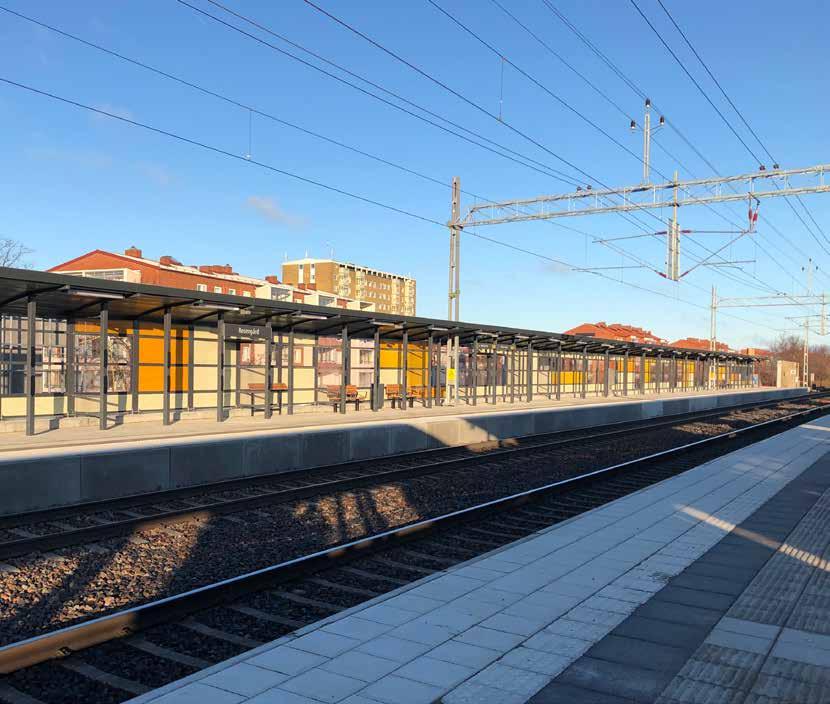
[0,75,784,331]
[628,0,763,166]
[630,0,830,258]
[541,0,830,289]
[422,0,799,299]
[170,1,580,186]
[654,0,830,251]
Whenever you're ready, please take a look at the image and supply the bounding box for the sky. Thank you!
[0,0,827,349]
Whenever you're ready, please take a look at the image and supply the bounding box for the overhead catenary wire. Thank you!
[181,0,791,303]
[421,0,795,298]
[629,0,830,260]
[539,0,830,295]
[189,0,584,187]
[165,2,583,187]
[0,75,784,332]
[654,0,830,252]
[0,2,746,299]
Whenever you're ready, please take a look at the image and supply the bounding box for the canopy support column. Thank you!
[340,324,349,414]
[264,320,273,419]
[622,351,629,396]
[603,349,610,397]
[471,336,478,406]
[98,301,109,430]
[427,333,434,408]
[25,296,36,436]
[372,327,381,411]
[287,326,295,415]
[402,327,409,410]
[216,313,225,422]
[66,318,76,418]
[581,345,588,399]
[491,344,497,405]
[555,342,562,401]
[130,322,139,414]
[187,325,195,412]
[162,307,171,426]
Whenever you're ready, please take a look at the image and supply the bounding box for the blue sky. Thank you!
[0,0,827,348]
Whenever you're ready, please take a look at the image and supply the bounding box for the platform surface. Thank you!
[0,386,779,457]
[128,414,830,704]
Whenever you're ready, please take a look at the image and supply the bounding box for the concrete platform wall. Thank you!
[0,387,806,516]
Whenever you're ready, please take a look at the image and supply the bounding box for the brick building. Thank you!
[564,322,666,345]
[49,248,374,311]
[670,337,730,352]
[281,258,416,316]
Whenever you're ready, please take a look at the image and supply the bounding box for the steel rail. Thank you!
[0,394,821,560]
[0,401,825,675]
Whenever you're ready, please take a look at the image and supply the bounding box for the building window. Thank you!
[196,284,208,292]
[242,291,251,297]
[83,269,125,281]
[228,288,236,296]
[213,286,222,293]
[298,266,304,284]
[310,264,316,284]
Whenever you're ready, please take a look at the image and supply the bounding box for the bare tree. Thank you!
[765,333,830,387]
[0,238,32,268]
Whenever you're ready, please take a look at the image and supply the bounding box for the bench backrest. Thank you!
[247,383,288,391]
[325,384,359,399]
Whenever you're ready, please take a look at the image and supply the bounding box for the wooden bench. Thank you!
[246,382,288,415]
[385,384,417,408]
[324,384,363,412]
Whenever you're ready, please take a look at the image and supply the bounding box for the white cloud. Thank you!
[246,196,307,229]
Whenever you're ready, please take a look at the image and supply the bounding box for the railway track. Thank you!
[0,393,824,562]
[0,395,828,703]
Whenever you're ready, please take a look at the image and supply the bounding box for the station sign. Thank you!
[224,323,271,341]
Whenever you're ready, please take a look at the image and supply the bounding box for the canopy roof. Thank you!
[0,267,757,360]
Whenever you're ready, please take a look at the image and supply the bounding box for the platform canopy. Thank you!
[0,266,756,361]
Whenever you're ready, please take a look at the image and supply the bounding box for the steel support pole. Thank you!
[471,337,478,406]
[372,327,381,411]
[66,318,76,417]
[603,349,610,397]
[287,326,295,415]
[510,344,516,403]
[640,352,646,394]
[581,346,588,399]
[163,307,171,426]
[427,333,434,408]
[402,328,409,410]
[491,345,497,405]
[340,324,349,414]
[130,322,139,414]
[623,351,629,396]
[656,355,663,394]
[555,343,562,401]
[276,333,284,385]
[187,325,195,411]
[25,297,36,436]
[526,341,533,402]
[99,301,109,430]
[234,340,241,411]
[216,313,225,422]
[264,320,273,419]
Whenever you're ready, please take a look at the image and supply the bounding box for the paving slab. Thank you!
[127,415,830,704]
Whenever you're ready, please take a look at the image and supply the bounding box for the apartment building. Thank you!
[49,248,374,312]
[282,258,416,316]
